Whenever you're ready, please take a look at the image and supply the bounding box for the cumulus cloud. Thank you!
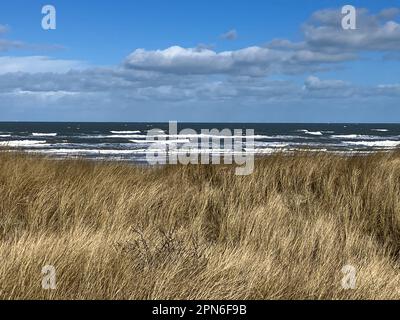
[126,7,400,77]
[124,45,353,76]
[264,7,400,60]
[303,7,400,52]
[125,46,234,74]
[220,29,238,40]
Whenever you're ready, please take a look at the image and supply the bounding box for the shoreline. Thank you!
[1,146,399,164]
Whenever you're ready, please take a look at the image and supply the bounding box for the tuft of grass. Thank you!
[0,151,399,299]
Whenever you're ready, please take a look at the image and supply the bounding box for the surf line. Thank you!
[145,121,255,176]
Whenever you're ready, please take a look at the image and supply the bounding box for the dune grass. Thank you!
[0,151,399,299]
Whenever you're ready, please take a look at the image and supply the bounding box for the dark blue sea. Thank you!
[0,122,399,163]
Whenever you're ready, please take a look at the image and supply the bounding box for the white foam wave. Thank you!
[147,129,165,133]
[298,130,323,136]
[306,131,323,136]
[130,139,191,144]
[331,134,382,140]
[371,129,389,132]
[83,133,280,140]
[150,134,274,140]
[0,140,49,147]
[255,142,289,148]
[26,148,250,156]
[102,134,146,139]
[110,131,141,134]
[32,133,57,137]
[344,140,400,147]
[27,148,148,155]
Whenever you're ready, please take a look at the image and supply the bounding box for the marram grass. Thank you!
[0,151,399,299]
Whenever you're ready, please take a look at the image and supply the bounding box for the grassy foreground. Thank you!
[0,151,399,299]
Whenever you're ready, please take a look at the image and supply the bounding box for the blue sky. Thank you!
[0,0,399,122]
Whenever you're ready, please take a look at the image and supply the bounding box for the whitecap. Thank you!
[130,139,191,144]
[151,134,274,140]
[110,130,141,134]
[27,148,148,155]
[32,133,57,137]
[306,131,323,136]
[371,129,389,132]
[331,134,381,140]
[302,130,323,136]
[344,140,400,147]
[255,142,289,148]
[102,134,146,139]
[297,130,323,136]
[0,140,49,147]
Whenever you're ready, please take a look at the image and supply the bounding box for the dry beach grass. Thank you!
[0,151,399,299]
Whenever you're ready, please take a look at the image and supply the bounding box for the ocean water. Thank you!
[0,122,399,163]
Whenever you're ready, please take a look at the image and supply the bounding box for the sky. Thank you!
[0,0,399,122]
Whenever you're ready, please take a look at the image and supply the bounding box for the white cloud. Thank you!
[302,76,400,99]
[302,76,355,99]
[303,8,400,52]
[304,76,348,90]
[0,56,88,74]
[125,46,233,74]
[125,45,352,76]
[220,29,238,40]
[376,84,400,96]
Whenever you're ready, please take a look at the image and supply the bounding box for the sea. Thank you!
[0,122,399,163]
